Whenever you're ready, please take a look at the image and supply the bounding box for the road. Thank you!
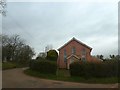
[2,68,119,88]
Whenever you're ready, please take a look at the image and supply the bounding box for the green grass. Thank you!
[24,69,119,84]
[2,62,17,70]
[15,63,29,68]
[0,62,2,70]
[0,62,2,67]
[56,69,70,77]
[24,69,57,79]
[2,61,29,70]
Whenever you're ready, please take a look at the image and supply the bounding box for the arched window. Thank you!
[72,47,76,54]
[82,48,86,55]
[81,48,86,62]
[64,49,67,62]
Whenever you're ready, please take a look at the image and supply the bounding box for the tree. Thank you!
[2,34,35,65]
[2,34,25,61]
[17,45,35,65]
[109,55,119,61]
[36,52,46,60]
[110,55,115,59]
[99,55,104,60]
[0,0,7,16]
[46,49,58,61]
[2,34,12,61]
[96,55,104,60]
[45,44,53,53]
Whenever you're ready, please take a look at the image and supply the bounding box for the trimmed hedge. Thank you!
[46,50,58,61]
[29,60,57,74]
[70,60,119,78]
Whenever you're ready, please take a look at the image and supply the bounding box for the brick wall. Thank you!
[57,40,92,69]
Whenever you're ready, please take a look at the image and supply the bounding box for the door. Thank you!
[67,58,74,69]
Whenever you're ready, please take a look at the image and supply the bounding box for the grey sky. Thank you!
[2,1,118,58]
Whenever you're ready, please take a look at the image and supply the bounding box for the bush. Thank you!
[36,57,46,61]
[70,60,119,78]
[70,62,96,78]
[29,60,57,74]
[118,60,120,77]
[46,50,58,61]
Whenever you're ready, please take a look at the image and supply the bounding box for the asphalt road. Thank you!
[2,68,119,88]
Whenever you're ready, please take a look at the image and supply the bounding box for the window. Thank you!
[81,48,86,62]
[81,56,86,62]
[64,49,67,62]
[70,58,74,63]
[82,48,86,55]
[72,47,76,54]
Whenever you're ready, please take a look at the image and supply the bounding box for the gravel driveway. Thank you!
[2,68,118,88]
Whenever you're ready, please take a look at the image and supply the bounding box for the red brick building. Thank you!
[57,37,100,69]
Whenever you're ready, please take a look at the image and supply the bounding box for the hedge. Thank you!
[29,60,57,74]
[70,60,119,78]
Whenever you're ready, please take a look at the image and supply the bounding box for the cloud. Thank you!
[3,2,118,58]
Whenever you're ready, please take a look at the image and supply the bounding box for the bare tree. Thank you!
[96,55,104,60]
[109,55,115,59]
[0,0,7,16]
[2,34,25,61]
[2,34,35,64]
[45,44,53,53]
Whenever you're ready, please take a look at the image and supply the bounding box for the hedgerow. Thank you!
[29,60,57,74]
[70,60,119,78]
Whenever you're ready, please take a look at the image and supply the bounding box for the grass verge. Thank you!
[2,62,16,70]
[24,69,119,84]
[2,62,29,70]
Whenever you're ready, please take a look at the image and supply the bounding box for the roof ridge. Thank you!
[58,37,92,50]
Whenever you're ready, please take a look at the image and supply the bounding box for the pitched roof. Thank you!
[58,37,92,51]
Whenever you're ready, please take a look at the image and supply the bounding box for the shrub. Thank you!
[70,62,83,76]
[118,60,120,77]
[29,60,57,74]
[46,50,58,61]
[36,57,46,61]
[70,62,96,78]
[70,60,119,78]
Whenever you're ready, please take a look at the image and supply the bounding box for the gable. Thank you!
[58,37,92,51]
[67,54,80,60]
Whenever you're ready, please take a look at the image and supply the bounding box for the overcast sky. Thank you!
[2,1,118,58]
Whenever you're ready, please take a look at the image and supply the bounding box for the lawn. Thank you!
[2,62,17,70]
[24,69,119,84]
[2,62,29,70]
[0,62,2,67]
[0,62,2,70]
